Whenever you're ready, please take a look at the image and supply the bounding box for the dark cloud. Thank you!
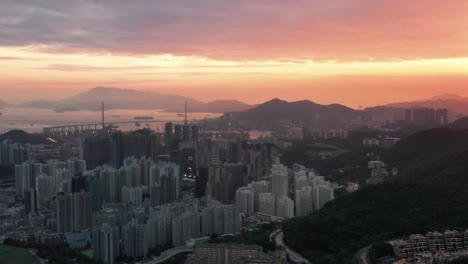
[1,0,467,60]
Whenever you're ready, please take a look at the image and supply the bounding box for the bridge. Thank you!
[42,120,167,134]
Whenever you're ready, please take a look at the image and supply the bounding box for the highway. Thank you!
[144,246,193,264]
[273,230,312,264]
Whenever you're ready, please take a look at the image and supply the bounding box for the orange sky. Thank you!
[1,0,468,107]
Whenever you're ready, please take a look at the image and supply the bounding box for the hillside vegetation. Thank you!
[283,126,468,264]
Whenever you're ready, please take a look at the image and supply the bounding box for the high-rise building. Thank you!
[172,212,201,246]
[295,186,314,217]
[36,174,53,208]
[24,188,37,214]
[271,163,289,197]
[98,166,118,203]
[93,223,120,264]
[165,122,173,144]
[208,162,245,204]
[183,124,191,142]
[194,167,208,198]
[85,173,101,212]
[258,193,276,216]
[73,190,92,231]
[275,195,294,219]
[222,204,240,235]
[174,125,182,141]
[122,186,143,207]
[67,159,86,176]
[56,192,74,233]
[149,162,180,204]
[111,131,162,168]
[314,183,335,210]
[122,219,148,259]
[0,140,31,165]
[149,184,161,207]
[235,187,255,216]
[72,175,87,193]
[15,162,41,198]
[192,125,199,142]
[248,181,270,212]
[179,147,196,181]
[405,108,449,126]
[81,136,112,169]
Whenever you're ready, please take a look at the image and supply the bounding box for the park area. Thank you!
[0,245,40,264]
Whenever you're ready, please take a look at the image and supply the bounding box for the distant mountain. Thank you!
[61,87,203,111]
[387,94,468,114]
[430,93,468,101]
[189,100,253,113]
[14,87,257,113]
[227,98,360,129]
[0,130,49,144]
[16,100,59,109]
[17,87,203,111]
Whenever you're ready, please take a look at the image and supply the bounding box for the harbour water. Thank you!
[0,107,221,134]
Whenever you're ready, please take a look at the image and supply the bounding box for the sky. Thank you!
[1,0,468,107]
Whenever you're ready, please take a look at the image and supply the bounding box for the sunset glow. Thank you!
[1,0,468,106]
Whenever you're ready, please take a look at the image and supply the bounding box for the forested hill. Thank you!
[283,125,468,264]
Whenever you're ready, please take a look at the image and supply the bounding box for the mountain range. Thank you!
[386,93,468,114]
[226,98,361,129]
[16,87,253,113]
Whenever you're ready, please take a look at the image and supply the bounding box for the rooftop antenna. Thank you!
[101,101,105,129]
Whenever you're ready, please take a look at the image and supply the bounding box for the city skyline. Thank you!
[1,0,468,106]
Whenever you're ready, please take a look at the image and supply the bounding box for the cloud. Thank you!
[0,56,27,60]
[0,0,467,60]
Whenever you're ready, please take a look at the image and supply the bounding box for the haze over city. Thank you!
[3,1,468,264]
[1,0,468,106]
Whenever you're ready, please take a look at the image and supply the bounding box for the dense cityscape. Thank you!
[2,1,468,264]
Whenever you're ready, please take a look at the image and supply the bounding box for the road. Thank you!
[273,230,312,264]
[356,246,371,264]
[145,246,193,264]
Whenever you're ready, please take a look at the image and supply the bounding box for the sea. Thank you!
[0,107,222,134]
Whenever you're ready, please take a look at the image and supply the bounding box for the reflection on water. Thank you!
[0,107,221,134]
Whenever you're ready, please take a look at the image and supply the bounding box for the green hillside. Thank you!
[283,127,468,264]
